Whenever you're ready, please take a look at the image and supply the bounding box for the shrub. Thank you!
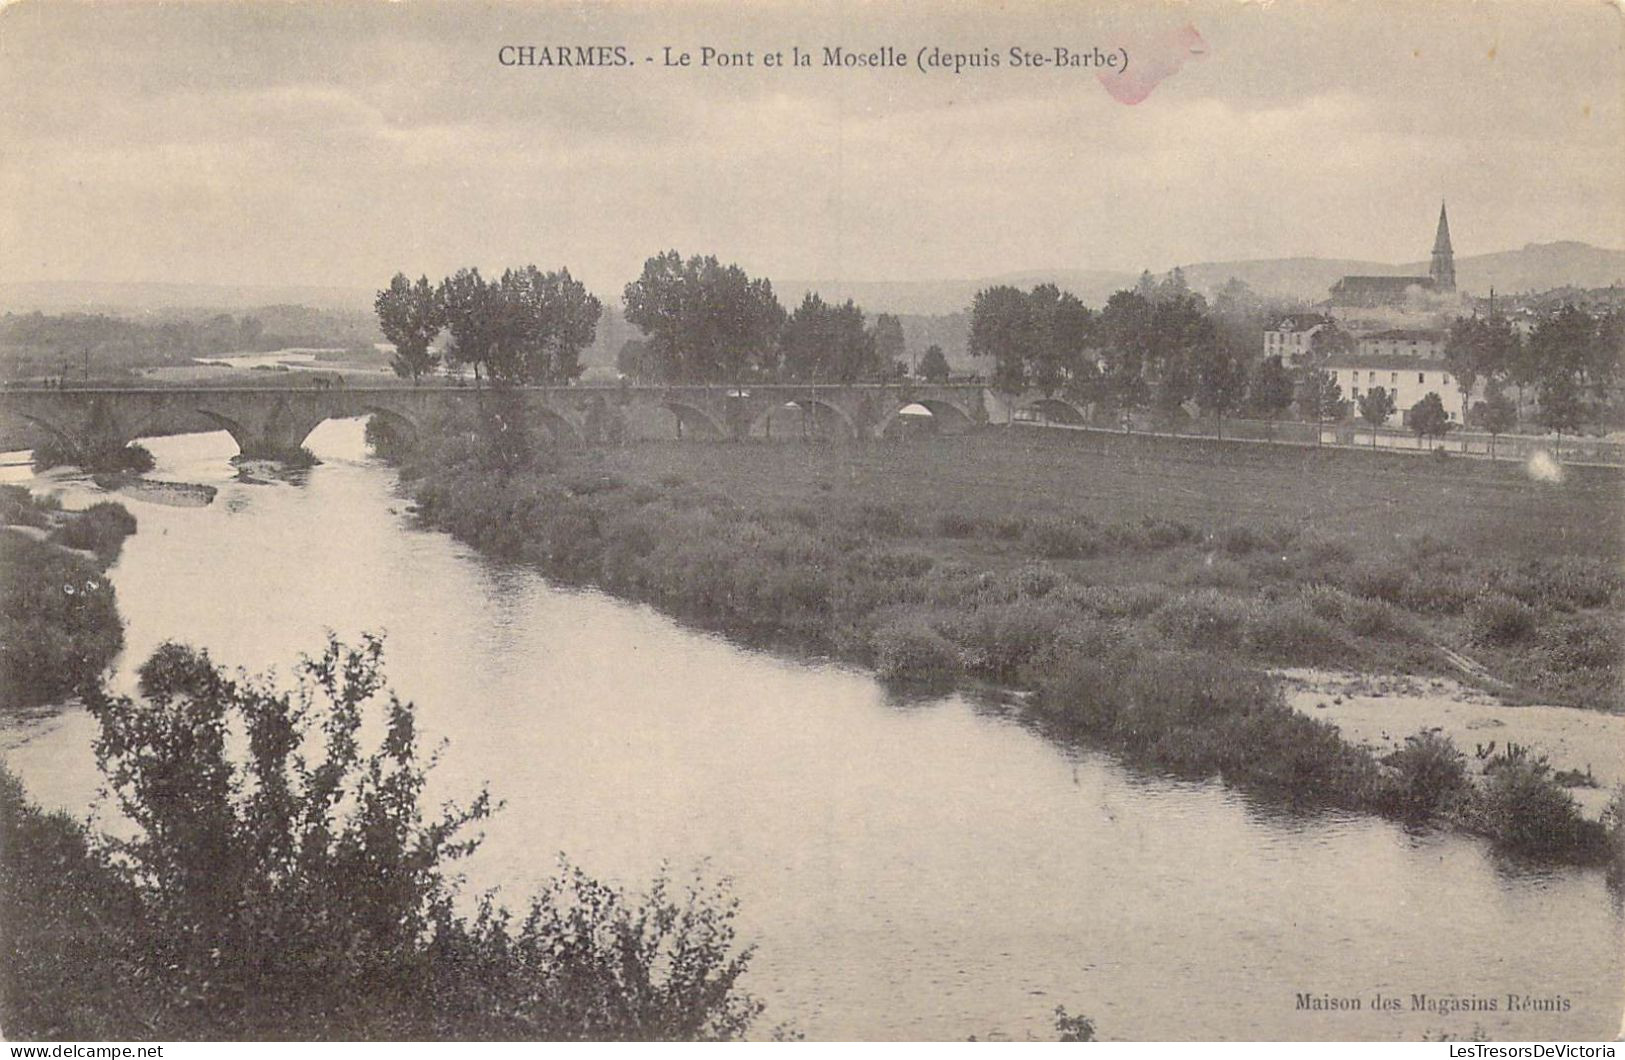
[0,535,123,710]
[1116,515,1196,551]
[1024,516,1102,560]
[1469,593,1538,646]
[0,484,54,528]
[1152,590,1250,650]
[872,614,960,684]
[1347,562,1407,603]
[953,599,1073,681]
[1473,758,1603,859]
[66,636,763,1039]
[1538,614,1624,672]
[1383,731,1470,819]
[848,502,910,537]
[988,516,1030,541]
[31,439,155,475]
[48,502,138,563]
[934,511,979,538]
[1242,601,1349,664]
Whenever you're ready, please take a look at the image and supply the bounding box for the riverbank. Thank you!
[387,417,1625,866]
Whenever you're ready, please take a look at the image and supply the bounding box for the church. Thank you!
[1327,204,1457,308]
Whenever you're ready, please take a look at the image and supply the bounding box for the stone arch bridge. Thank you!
[0,383,1090,459]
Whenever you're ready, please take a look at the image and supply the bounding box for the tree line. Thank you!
[378,253,921,387]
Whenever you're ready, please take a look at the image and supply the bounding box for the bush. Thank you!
[1537,613,1624,672]
[1152,590,1250,651]
[57,636,763,1039]
[1242,601,1349,664]
[1473,758,1603,859]
[872,614,960,684]
[48,502,137,563]
[0,535,123,710]
[1024,516,1102,560]
[848,502,910,538]
[1469,593,1538,647]
[1383,731,1470,819]
[31,439,155,475]
[0,484,54,528]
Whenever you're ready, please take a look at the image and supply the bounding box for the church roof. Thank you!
[1433,202,1454,257]
[1331,276,1435,292]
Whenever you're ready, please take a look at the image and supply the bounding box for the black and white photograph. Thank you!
[0,0,1621,1044]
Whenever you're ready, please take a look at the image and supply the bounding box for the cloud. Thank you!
[0,0,1618,293]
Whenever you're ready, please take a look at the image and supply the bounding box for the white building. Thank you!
[1262,314,1330,366]
[1324,353,1484,424]
[1354,328,1447,362]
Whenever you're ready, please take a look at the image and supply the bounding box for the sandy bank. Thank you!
[1281,668,1625,817]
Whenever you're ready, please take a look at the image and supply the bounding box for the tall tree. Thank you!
[968,285,1034,391]
[1409,392,1452,450]
[918,344,950,383]
[375,274,444,384]
[1299,369,1346,445]
[1528,304,1600,451]
[1191,338,1246,438]
[623,252,785,384]
[1445,315,1520,422]
[1246,355,1295,430]
[439,268,496,385]
[1308,322,1354,361]
[871,314,906,375]
[1469,387,1517,459]
[780,293,877,382]
[1357,386,1396,446]
[1098,289,1155,412]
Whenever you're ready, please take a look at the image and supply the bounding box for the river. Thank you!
[2,423,1621,1041]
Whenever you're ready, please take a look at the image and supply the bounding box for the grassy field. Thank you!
[573,427,1623,565]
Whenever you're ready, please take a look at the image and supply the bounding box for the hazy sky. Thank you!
[1,0,1620,295]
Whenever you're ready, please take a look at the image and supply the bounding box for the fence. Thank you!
[1010,408,1625,468]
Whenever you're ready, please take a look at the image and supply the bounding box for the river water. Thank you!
[2,423,1621,1041]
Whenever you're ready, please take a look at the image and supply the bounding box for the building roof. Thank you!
[1358,329,1446,342]
[1267,313,1328,333]
[1331,276,1435,293]
[1323,354,1456,371]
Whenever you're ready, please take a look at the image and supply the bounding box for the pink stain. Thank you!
[1099,23,1209,105]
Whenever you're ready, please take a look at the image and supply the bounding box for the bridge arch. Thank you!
[660,401,727,441]
[748,399,859,441]
[1017,397,1089,426]
[356,404,421,443]
[529,406,585,446]
[876,397,977,437]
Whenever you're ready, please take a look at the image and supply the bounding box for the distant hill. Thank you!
[9,240,1619,336]
[0,281,374,315]
[788,242,1625,315]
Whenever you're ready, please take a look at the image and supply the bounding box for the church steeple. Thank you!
[1430,201,1456,292]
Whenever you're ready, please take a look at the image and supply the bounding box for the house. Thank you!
[1354,328,1447,361]
[1324,352,1485,424]
[1262,314,1330,366]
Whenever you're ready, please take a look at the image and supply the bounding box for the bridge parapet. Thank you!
[0,382,998,456]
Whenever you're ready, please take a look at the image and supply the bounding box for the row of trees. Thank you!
[381,253,922,387]
[374,267,602,385]
[968,274,1274,432]
[1445,305,1624,436]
